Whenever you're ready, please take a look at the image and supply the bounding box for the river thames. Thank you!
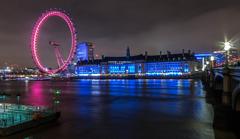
[0,79,237,139]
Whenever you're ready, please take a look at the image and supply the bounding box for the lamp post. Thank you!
[208,56,215,88]
[222,41,232,105]
[210,56,215,69]
[224,41,231,68]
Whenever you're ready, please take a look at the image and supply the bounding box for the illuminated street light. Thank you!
[224,42,231,51]
[224,41,232,68]
[210,56,215,68]
[210,56,215,61]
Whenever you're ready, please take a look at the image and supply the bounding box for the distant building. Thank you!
[194,53,212,70]
[194,53,212,61]
[213,48,240,67]
[76,42,94,61]
[74,48,200,77]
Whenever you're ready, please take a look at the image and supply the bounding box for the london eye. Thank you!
[30,10,77,74]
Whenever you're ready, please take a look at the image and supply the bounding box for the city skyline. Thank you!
[1,0,240,67]
[0,1,240,138]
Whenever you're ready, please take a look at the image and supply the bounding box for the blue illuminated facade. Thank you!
[108,64,136,74]
[75,65,100,75]
[145,62,189,76]
[194,53,212,61]
[74,51,199,77]
[76,42,94,61]
[75,61,195,77]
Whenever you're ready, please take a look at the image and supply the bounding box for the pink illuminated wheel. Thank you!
[31,10,77,74]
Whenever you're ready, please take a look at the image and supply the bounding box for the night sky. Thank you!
[1,0,240,67]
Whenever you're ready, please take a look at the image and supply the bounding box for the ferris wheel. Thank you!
[31,10,77,74]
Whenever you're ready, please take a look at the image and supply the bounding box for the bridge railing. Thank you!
[213,67,240,74]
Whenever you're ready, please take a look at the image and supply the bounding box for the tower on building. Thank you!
[126,46,130,58]
[76,42,94,61]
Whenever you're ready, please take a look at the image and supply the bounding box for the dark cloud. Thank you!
[0,0,240,67]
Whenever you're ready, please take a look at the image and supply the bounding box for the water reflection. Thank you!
[0,79,207,109]
[0,79,220,139]
[72,79,205,98]
[23,81,49,106]
[71,79,210,121]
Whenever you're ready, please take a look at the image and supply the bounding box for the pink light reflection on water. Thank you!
[24,81,50,106]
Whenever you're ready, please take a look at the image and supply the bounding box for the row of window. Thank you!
[75,62,190,75]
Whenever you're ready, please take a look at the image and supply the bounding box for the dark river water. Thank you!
[0,79,237,139]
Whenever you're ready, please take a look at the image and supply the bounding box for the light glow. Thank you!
[224,42,231,51]
[210,56,215,61]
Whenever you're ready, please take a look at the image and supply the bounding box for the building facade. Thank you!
[75,42,94,61]
[74,49,200,78]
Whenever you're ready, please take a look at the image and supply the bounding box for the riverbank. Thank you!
[0,72,203,81]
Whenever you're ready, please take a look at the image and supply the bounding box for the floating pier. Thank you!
[0,103,60,136]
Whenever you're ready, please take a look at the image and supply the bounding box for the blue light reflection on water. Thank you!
[70,79,211,123]
[73,79,206,97]
[1,79,211,123]
[0,79,214,138]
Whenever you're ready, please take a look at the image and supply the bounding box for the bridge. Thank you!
[203,67,240,112]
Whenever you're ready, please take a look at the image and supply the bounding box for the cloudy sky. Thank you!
[1,0,240,67]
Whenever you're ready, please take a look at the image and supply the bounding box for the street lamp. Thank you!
[224,42,231,51]
[210,56,215,69]
[210,56,215,61]
[224,41,232,68]
[222,41,232,104]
